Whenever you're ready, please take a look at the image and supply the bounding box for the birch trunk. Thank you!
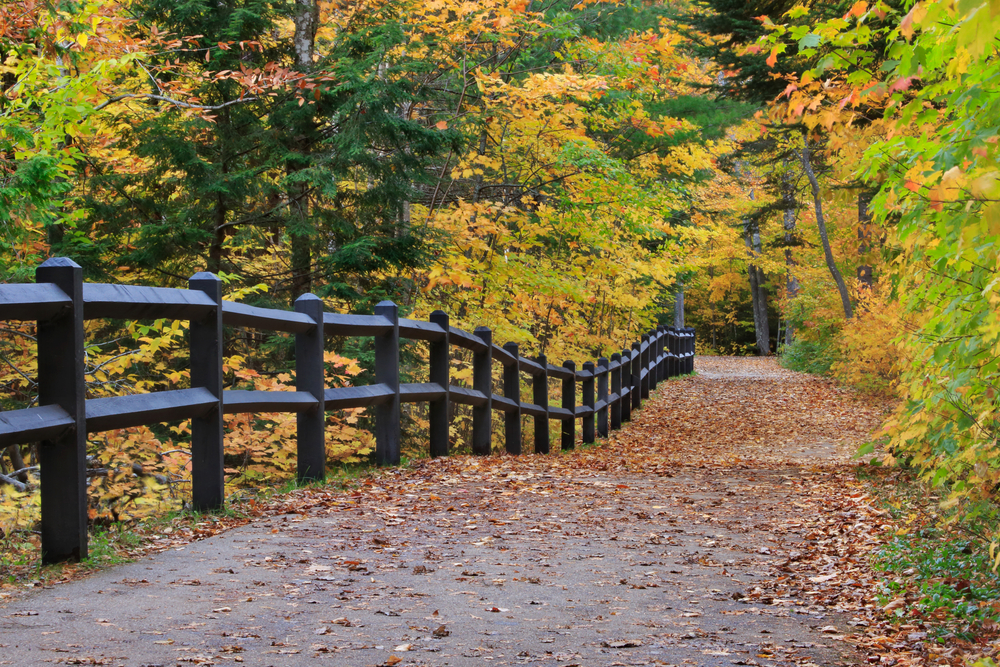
[290,0,318,299]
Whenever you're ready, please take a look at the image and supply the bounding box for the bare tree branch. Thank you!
[94,93,259,113]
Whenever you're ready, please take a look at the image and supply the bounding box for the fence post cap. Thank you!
[430,309,448,317]
[474,326,491,334]
[375,300,397,308]
[38,257,81,269]
[295,292,322,304]
[189,271,220,282]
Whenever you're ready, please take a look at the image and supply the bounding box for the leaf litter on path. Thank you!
[5,356,961,667]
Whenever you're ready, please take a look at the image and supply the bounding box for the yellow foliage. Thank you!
[830,283,908,398]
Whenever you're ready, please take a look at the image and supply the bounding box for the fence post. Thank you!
[36,258,87,563]
[684,327,694,373]
[533,355,549,454]
[189,272,225,512]
[673,327,683,377]
[657,326,667,385]
[690,328,697,374]
[670,328,683,377]
[609,354,621,431]
[649,328,657,387]
[582,361,595,444]
[620,349,631,423]
[665,327,676,378]
[429,311,450,458]
[374,301,401,466]
[641,334,651,400]
[295,294,326,482]
[631,342,641,412]
[597,357,608,438]
[675,327,684,377]
[561,360,575,450]
[649,330,659,393]
[503,342,521,455]
[472,327,492,455]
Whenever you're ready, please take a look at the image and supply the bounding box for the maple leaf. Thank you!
[766,46,781,68]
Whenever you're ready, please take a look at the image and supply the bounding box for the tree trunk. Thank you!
[743,220,770,355]
[673,283,685,328]
[857,190,874,288]
[289,0,318,300]
[210,189,225,274]
[292,0,318,68]
[5,445,26,483]
[782,168,799,346]
[801,140,853,320]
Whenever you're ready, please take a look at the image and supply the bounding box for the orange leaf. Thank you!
[766,47,780,69]
[436,120,448,130]
[844,1,867,19]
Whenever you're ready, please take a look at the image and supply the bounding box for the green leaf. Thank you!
[854,441,875,458]
[798,33,821,49]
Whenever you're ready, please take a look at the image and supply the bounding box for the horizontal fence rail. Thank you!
[0,258,696,562]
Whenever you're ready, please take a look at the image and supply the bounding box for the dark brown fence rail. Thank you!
[0,258,696,562]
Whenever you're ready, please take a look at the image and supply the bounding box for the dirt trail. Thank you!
[0,357,888,667]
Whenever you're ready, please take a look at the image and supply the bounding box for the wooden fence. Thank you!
[0,258,695,563]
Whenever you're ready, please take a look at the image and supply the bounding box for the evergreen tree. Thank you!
[73,0,456,312]
[74,0,284,282]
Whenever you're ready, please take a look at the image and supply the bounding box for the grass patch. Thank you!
[872,531,1000,641]
[780,338,835,375]
[83,524,144,568]
[0,529,40,585]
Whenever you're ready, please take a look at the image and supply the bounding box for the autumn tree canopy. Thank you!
[3,0,1000,537]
